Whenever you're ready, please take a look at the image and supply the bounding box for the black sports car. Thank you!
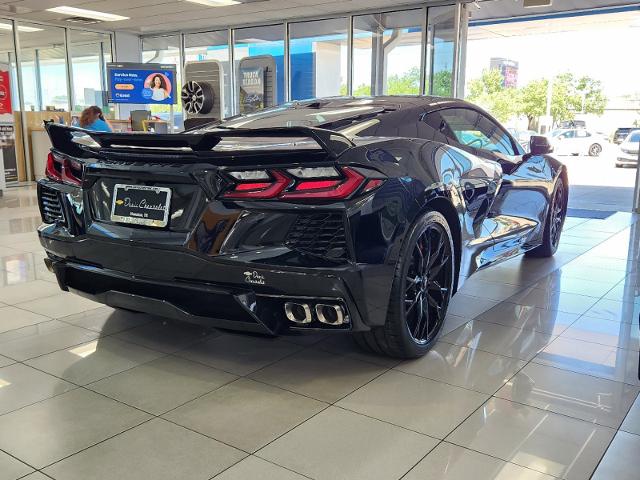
[37,97,567,358]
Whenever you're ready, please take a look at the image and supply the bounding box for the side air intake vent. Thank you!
[38,185,65,225]
[286,213,349,262]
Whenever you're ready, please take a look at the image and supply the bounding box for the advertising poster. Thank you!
[0,64,15,185]
[239,66,265,114]
[107,62,177,105]
[0,70,12,115]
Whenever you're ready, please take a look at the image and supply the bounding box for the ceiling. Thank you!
[469,7,640,40]
[0,0,636,35]
[0,0,454,34]
[471,0,640,22]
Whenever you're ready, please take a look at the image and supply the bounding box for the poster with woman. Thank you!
[144,73,172,102]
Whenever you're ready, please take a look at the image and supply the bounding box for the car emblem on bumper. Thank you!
[244,271,265,285]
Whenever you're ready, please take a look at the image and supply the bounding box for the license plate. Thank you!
[110,184,172,228]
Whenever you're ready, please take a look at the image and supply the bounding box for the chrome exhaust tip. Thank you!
[315,304,347,325]
[284,302,312,324]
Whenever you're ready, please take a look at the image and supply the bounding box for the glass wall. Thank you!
[233,24,285,112]
[15,22,70,182]
[427,5,457,96]
[17,23,69,111]
[2,20,113,182]
[142,35,183,129]
[0,21,22,184]
[353,10,424,96]
[68,30,112,115]
[289,18,348,100]
[140,3,463,117]
[184,30,231,118]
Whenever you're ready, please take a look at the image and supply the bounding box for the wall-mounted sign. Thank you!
[107,62,177,105]
[239,66,265,114]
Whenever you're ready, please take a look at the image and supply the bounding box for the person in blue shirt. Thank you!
[79,106,112,132]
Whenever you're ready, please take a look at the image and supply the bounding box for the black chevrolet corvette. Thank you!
[37,97,567,358]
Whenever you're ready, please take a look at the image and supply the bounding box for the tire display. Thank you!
[181,81,214,115]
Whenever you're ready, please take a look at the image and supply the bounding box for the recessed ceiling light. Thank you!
[184,0,241,6]
[46,6,129,21]
[0,22,43,32]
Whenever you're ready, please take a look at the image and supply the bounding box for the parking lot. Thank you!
[561,144,637,212]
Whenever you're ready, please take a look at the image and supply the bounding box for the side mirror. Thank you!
[529,135,553,155]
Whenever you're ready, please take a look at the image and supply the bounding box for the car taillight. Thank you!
[45,152,82,186]
[222,170,289,199]
[281,167,364,200]
[45,152,63,182]
[221,166,385,201]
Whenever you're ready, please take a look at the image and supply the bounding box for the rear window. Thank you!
[206,102,388,129]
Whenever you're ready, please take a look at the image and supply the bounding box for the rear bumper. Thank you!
[39,227,382,335]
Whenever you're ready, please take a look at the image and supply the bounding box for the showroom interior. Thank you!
[0,0,639,479]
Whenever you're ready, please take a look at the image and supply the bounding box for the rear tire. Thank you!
[354,211,455,358]
[589,143,602,157]
[525,178,566,258]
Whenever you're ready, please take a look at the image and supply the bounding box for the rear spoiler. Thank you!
[44,122,355,160]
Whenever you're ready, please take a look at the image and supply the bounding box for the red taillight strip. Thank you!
[222,170,290,199]
[221,166,384,201]
[293,179,341,191]
[281,167,365,200]
[45,152,62,182]
[46,152,82,186]
[235,182,273,192]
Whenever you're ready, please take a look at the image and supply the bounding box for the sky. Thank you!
[465,23,640,101]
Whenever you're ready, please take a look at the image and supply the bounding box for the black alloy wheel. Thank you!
[549,180,565,249]
[353,211,455,358]
[526,177,566,258]
[403,223,453,345]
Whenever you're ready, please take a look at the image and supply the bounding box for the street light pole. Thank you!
[634,144,640,213]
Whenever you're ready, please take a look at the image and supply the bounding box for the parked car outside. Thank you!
[616,130,640,167]
[516,130,537,151]
[547,128,605,156]
[613,127,636,145]
[558,120,586,129]
[507,128,538,152]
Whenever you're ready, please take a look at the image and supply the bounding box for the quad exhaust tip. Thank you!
[284,302,312,324]
[284,302,348,326]
[315,304,346,325]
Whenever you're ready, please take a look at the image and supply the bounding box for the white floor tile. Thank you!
[591,431,640,480]
[337,369,488,438]
[448,397,616,480]
[258,406,438,480]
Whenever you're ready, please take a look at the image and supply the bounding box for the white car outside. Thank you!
[547,129,605,156]
[616,130,640,167]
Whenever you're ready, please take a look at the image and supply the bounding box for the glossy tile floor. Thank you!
[0,185,639,480]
